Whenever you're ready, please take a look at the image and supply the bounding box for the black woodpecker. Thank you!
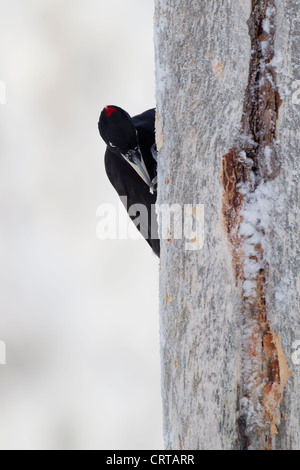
[98,106,160,257]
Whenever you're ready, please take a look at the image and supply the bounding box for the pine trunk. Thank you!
[154,0,300,450]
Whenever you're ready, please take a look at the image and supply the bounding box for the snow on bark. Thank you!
[221,0,292,449]
[155,0,300,450]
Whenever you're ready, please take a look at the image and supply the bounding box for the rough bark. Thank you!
[154,0,300,450]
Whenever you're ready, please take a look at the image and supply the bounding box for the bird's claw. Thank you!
[149,176,157,194]
[151,144,158,162]
[149,144,158,193]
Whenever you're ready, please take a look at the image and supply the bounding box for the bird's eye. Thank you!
[109,142,116,148]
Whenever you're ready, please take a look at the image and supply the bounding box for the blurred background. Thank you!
[0,0,163,450]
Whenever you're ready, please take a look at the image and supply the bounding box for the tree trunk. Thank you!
[154,0,300,450]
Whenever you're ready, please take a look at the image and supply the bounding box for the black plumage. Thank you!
[98,106,160,257]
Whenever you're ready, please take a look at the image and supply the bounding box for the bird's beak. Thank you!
[124,148,155,193]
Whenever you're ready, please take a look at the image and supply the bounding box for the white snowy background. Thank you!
[0,0,163,450]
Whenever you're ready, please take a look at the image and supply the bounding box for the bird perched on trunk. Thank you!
[98,105,160,257]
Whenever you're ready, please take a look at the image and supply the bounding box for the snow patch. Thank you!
[240,181,275,297]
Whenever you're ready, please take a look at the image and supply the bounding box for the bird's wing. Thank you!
[132,108,156,132]
[104,148,160,257]
[132,109,157,181]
